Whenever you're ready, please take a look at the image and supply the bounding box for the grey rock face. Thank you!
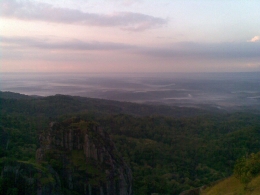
[36,118,133,195]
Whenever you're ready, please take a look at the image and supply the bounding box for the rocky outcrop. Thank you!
[36,118,133,195]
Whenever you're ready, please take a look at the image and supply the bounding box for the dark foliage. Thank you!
[0,92,260,194]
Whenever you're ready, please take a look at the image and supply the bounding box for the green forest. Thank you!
[1,91,260,195]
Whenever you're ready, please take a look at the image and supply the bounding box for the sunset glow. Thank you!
[1,0,260,72]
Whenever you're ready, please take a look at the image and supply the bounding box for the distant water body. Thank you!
[1,72,260,109]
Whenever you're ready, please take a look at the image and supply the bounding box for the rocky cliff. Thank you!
[0,118,132,195]
[36,118,133,195]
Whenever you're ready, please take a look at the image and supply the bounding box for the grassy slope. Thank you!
[201,175,260,195]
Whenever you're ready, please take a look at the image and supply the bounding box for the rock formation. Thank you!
[36,118,133,195]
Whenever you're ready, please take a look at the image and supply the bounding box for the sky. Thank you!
[0,0,260,73]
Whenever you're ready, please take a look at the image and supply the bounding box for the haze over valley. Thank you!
[1,72,260,111]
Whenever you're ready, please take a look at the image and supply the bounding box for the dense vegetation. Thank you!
[98,114,260,194]
[1,92,260,194]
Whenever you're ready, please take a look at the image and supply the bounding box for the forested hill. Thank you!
[0,91,223,118]
[1,91,260,194]
[0,91,37,99]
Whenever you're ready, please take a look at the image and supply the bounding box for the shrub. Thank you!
[234,152,260,183]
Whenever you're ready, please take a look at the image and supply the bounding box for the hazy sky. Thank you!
[1,0,260,72]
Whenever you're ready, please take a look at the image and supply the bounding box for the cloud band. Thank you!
[1,0,167,31]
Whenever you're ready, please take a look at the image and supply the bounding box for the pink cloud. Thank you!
[0,0,166,31]
[247,36,260,42]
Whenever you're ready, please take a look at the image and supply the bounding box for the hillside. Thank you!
[201,175,260,195]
